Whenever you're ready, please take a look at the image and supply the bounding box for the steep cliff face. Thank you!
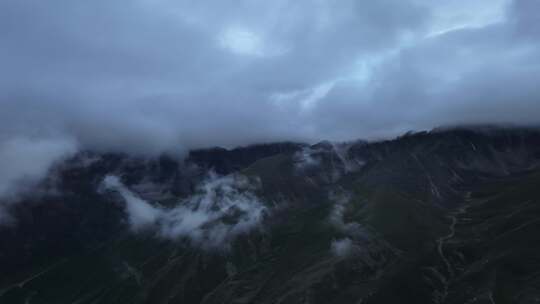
[1,127,540,303]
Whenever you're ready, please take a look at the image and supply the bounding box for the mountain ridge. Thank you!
[1,125,540,303]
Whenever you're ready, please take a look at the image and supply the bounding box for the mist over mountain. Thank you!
[1,126,540,303]
[2,0,540,303]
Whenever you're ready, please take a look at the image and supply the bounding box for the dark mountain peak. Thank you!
[187,142,305,174]
[310,140,333,150]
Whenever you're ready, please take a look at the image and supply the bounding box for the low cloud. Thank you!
[0,137,77,223]
[328,191,372,241]
[102,173,267,249]
[331,237,355,258]
[328,191,365,236]
[293,148,322,171]
[102,176,162,231]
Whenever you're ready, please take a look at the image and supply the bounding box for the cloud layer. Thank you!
[1,0,540,202]
[2,0,539,154]
[0,137,77,222]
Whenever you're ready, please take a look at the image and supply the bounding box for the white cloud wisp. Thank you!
[102,173,267,249]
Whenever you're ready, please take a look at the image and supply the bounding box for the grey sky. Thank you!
[0,0,539,198]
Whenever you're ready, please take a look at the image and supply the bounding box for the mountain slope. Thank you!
[1,127,540,303]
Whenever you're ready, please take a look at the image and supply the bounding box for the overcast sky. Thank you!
[1,0,540,198]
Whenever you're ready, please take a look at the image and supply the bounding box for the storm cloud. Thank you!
[1,0,540,191]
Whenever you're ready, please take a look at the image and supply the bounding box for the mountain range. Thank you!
[1,126,540,303]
